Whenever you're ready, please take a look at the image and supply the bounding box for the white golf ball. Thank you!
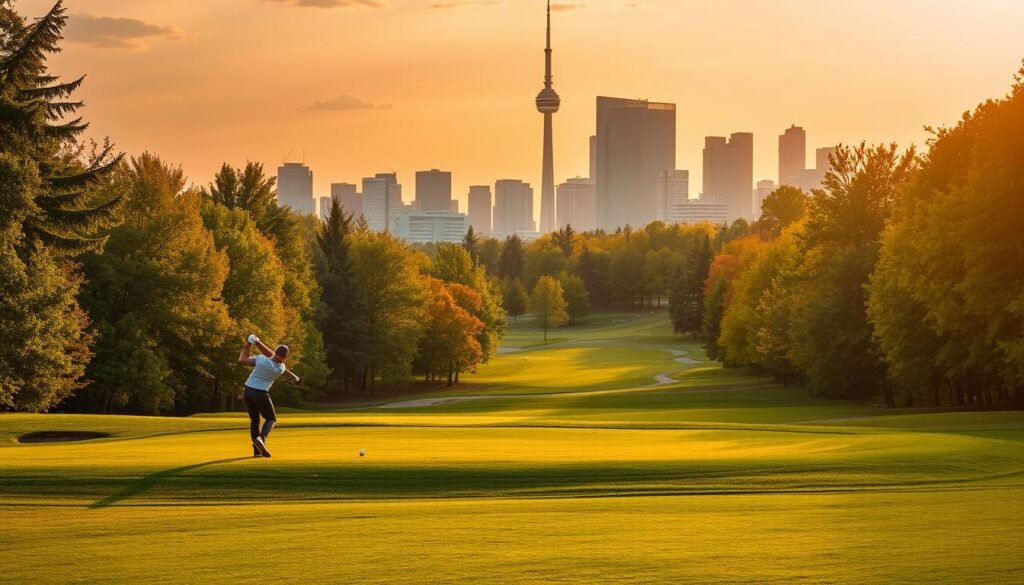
[359,449,366,457]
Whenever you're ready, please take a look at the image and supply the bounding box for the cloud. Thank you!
[550,3,585,11]
[263,0,385,8]
[65,13,185,49]
[306,94,393,112]
[427,1,500,8]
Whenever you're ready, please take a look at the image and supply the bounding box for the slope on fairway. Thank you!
[3,412,1023,505]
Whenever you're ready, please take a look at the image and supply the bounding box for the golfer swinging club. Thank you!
[238,334,291,458]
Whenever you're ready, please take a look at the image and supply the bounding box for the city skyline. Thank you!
[32,0,1024,215]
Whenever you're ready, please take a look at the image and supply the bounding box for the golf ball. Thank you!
[359,449,366,457]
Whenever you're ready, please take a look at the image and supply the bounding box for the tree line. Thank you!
[469,221,723,341]
[696,68,1024,409]
[0,2,505,413]
[3,2,1020,413]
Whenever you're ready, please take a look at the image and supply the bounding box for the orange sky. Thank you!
[25,0,1024,215]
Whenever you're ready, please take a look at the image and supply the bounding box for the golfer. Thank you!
[238,334,289,458]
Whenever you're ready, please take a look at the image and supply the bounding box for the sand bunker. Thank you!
[18,431,110,444]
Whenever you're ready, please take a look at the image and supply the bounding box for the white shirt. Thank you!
[245,355,286,391]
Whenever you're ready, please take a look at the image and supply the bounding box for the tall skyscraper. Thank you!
[415,169,453,212]
[277,162,314,215]
[594,96,676,231]
[536,0,560,235]
[778,125,807,188]
[493,179,535,235]
[656,170,689,221]
[330,182,362,219]
[702,132,754,222]
[467,185,492,233]
[362,173,403,232]
[556,178,596,231]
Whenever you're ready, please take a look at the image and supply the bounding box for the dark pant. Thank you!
[243,386,277,449]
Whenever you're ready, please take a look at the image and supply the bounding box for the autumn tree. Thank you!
[757,185,807,237]
[77,154,233,414]
[530,275,568,342]
[559,271,590,325]
[205,161,328,393]
[789,142,917,403]
[417,279,484,385]
[428,243,506,362]
[477,237,502,275]
[869,65,1024,408]
[349,232,428,391]
[503,277,529,323]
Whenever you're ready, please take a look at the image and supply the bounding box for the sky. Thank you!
[21,0,1024,215]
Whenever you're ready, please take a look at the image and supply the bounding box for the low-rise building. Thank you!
[394,210,469,244]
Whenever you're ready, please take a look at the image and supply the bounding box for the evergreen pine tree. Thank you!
[316,198,365,394]
[552,224,576,257]
[462,225,479,264]
[0,2,123,410]
[0,1,123,256]
[498,234,525,279]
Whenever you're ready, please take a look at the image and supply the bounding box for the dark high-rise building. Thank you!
[330,182,362,219]
[277,162,314,215]
[778,125,806,188]
[536,0,560,234]
[467,185,492,233]
[594,96,676,231]
[415,169,453,212]
[702,132,754,222]
[493,179,535,235]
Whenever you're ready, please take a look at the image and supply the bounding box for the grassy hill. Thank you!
[2,311,1022,584]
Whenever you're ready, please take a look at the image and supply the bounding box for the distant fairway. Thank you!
[3,311,1023,584]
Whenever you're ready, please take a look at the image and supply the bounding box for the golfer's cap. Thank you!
[275,344,290,357]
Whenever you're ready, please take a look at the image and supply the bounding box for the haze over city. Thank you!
[24,0,1024,211]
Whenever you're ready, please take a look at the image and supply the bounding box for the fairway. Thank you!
[3,312,1023,584]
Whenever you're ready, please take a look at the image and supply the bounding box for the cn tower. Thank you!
[536,0,560,234]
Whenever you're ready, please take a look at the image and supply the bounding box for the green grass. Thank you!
[2,309,1023,583]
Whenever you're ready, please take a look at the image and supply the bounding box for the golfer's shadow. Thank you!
[89,457,248,509]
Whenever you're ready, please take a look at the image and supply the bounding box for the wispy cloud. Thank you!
[428,1,500,8]
[551,3,585,11]
[65,13,186,49]
[306,94,393,112]
[263,0,385,8]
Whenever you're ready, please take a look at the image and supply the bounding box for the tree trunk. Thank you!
[210,377,220,413]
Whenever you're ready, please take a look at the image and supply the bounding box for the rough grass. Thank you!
[2,310,1023,584]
